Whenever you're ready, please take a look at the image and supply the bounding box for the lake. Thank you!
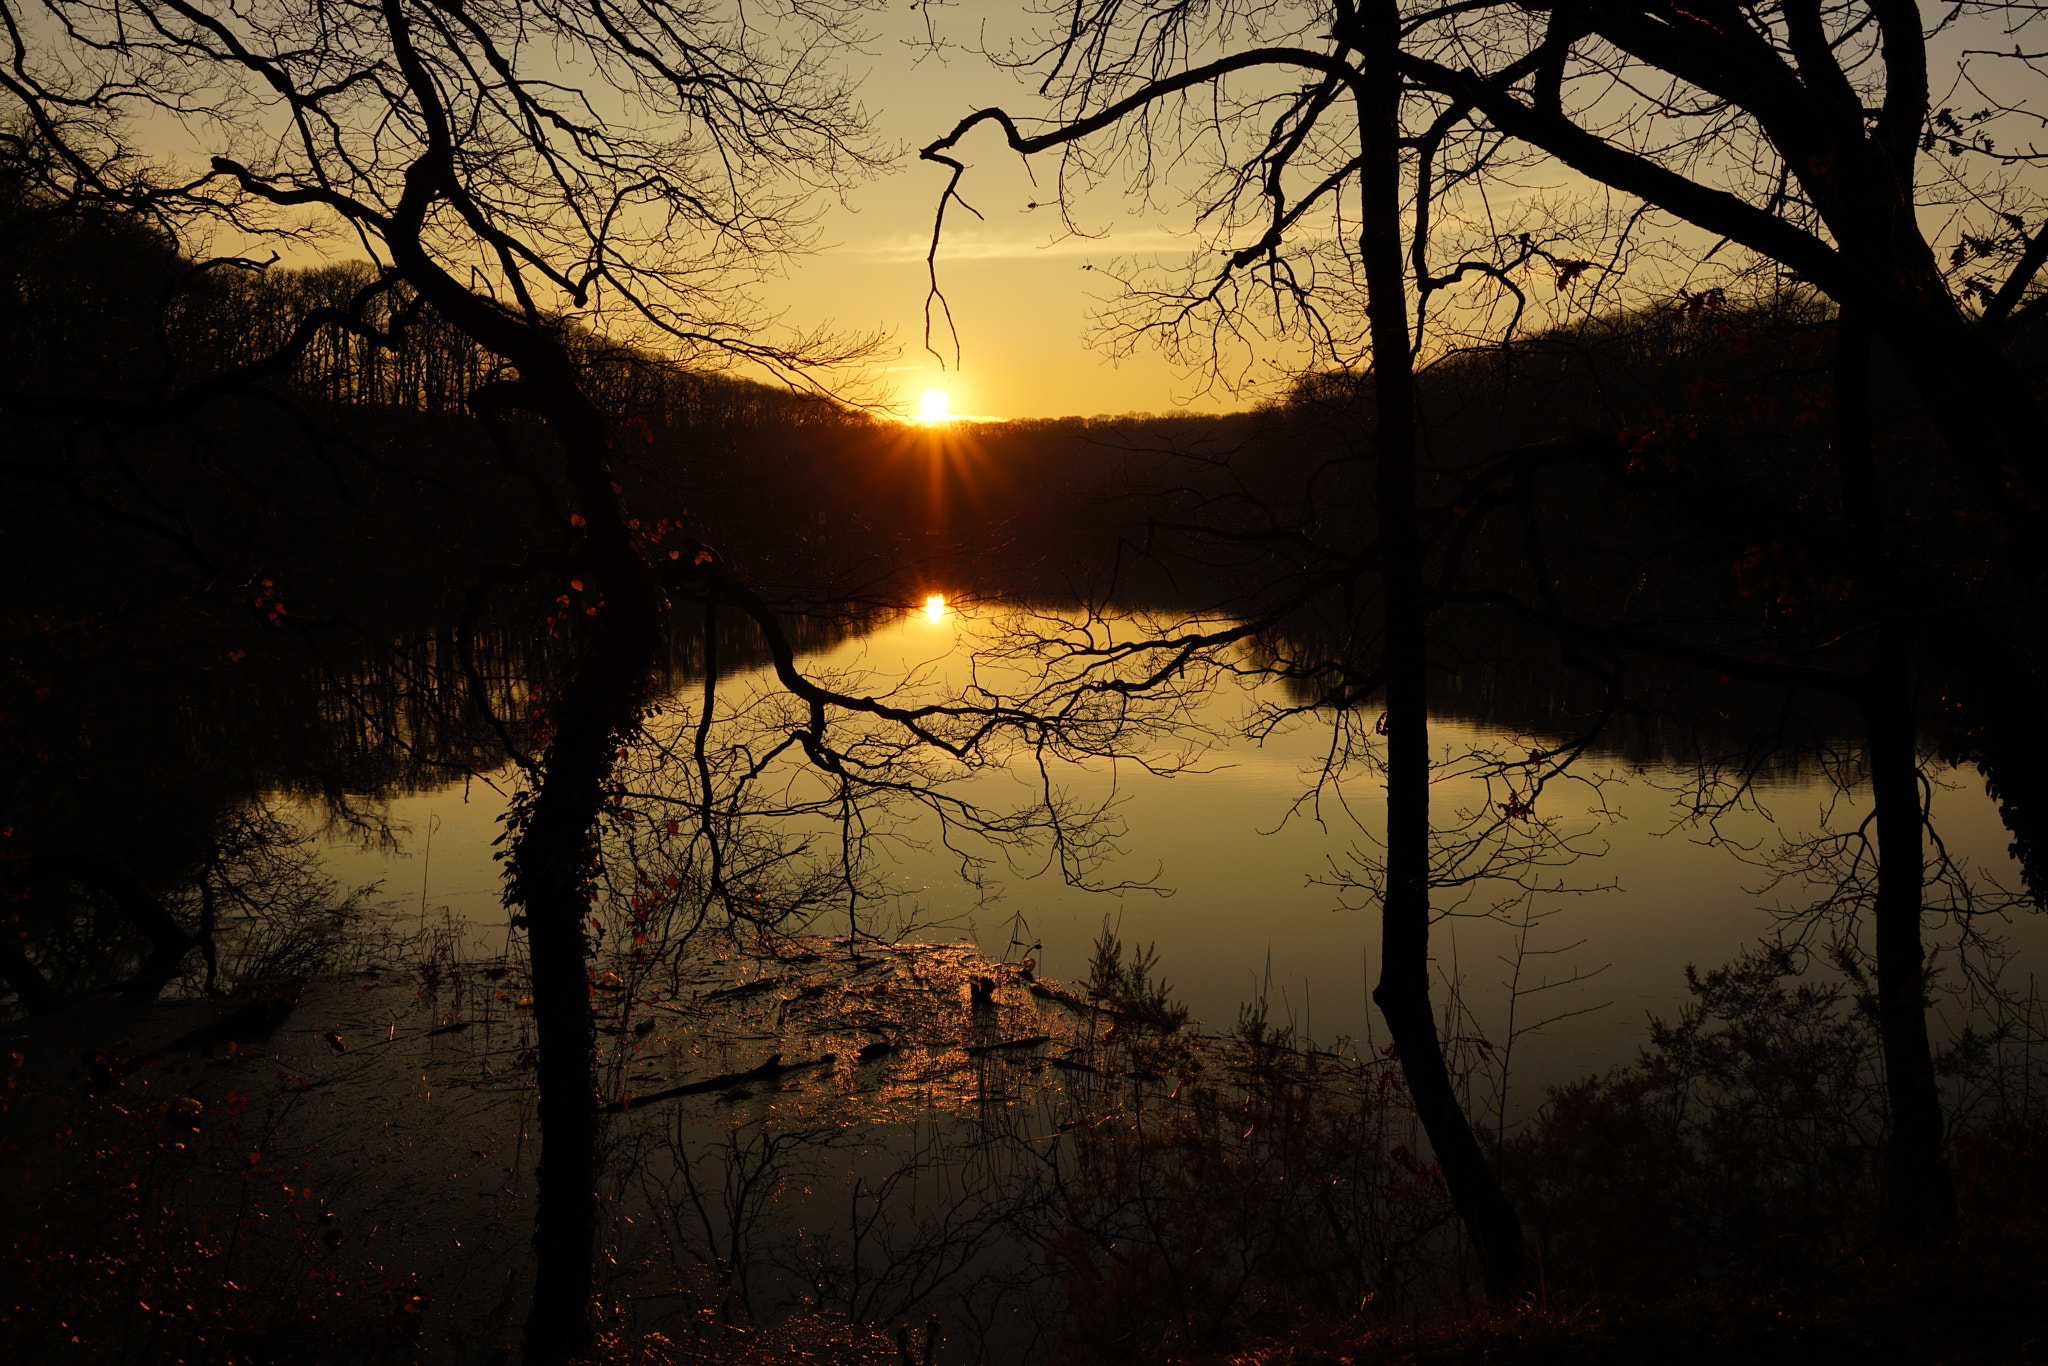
[305,593,2042,1119]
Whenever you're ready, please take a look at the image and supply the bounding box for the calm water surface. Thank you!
[304,599,2040,1111]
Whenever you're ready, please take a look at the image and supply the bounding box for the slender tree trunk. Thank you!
[1356,3,1527,1299]
[1832,317,1958,1243]
[1861,655,1957,1242]
[516,688,607,1364]
[514,388,663,1364]
[387,215,664,1357]
[1824,189,2043,513]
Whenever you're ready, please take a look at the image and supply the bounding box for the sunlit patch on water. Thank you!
[595,937,1104,1124]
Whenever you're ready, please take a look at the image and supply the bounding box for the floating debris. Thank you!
[606,1053,834,1112]
[703,975,793,1002]
[965,1035,1052,1057]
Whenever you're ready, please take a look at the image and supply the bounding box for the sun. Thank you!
[917,388,952,421]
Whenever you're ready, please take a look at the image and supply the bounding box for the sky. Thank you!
[743,4,1268,422]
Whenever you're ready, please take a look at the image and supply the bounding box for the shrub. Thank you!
[1501,947,1884,1291]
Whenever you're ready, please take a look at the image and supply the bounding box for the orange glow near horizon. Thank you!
[924,593,946,623]
[917,388,953,422]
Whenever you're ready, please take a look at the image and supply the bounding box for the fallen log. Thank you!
[607,1052,834,1112]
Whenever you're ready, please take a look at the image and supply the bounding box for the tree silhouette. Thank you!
[1375,0,2048,518]
[1373,0,2048,1244]
[918,0,1556,1298]
[2,1,892,1357]
[918,0,2047,1263]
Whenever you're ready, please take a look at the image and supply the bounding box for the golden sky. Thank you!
[748,6,1260,422]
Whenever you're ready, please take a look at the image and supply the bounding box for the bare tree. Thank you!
[919,0,2048,1262]
[1375,0,2048,517]
[0,0,896,1356]
[1369,0,2048,1243]
[914,0,1608,1297]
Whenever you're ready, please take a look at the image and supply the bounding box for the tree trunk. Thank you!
[1832,317,1958,1243]
[1861,655,1958,1243]
[513,389,663,1364]
[1357,1,1527,1299]
[386,221,664,1358]
[514,734,604,1364]
[1818,175,2043,517]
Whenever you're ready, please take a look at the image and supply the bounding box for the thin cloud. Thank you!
[847,228,1203,263]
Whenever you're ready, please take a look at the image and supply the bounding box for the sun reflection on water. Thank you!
[923,593,946,623]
